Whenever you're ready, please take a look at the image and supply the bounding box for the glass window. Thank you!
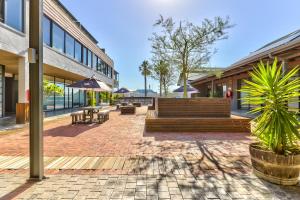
[43,75,55,111]
[65,80,72,108]
[43,16,51,46]
[74,41,82,63]
[54,78,65,110]
[93,54,98,69]
[52,23,65,53]
[65,33,75,58]
[98,59,104,73]
[82,47,87,65]
[5,0,24,32]
[0,0,4,22]
[87,50,92,67]
[79,90,85,106]
[104,63,108,75]
[73,88,80,107]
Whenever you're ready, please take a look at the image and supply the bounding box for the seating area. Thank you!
[70,108,110,124]
[145,98,251,132]
[120,105,136,114]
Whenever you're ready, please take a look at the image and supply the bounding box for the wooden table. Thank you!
[80,106,102,123]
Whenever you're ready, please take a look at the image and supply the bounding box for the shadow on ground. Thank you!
[43,123,101,137]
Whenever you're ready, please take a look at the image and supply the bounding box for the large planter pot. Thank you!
[249,143,300,185]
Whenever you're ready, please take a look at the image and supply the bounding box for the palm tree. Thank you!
[152,60,173,97]
[139,60,152,97]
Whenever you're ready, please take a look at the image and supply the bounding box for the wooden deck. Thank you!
[0,155,251,172]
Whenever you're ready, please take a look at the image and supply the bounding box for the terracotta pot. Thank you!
[249,143,300,185]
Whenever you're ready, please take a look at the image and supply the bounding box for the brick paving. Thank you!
[0,106,299,199]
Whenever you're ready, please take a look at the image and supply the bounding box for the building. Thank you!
[0,0,119,122]
[190,29,300,111]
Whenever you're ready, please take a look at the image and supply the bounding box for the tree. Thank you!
[139,60,152,97]
[151,60,174,97]
[150,15,232,97]
[43,80,64,97]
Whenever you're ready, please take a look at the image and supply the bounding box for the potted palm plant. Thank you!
[240,58,300,185]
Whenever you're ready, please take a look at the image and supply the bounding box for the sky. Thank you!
[60,0,300,92]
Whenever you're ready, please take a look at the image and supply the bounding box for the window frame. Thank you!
[3,0,25,32]
[64,32,75,59]
[43,15,52,46]
[51,21,65,53]
[74,40,82,63]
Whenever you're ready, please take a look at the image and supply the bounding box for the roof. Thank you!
[56,0,98,44]
[191,28,300,84]
[173,85,197,93]
[226,28,300,71]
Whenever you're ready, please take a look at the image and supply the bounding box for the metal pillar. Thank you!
[29,0,44,180]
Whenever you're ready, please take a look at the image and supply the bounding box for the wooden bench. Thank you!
[97,110,110,123]
[133,102,142,107]
[70,112,83,124]
[145,110,251,132]
[120,106,136,114]
[145,98,251,133]
[148,98,156,110]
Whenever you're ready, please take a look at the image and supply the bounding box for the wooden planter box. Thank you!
[145,97,250,133]
[156,97,231,118]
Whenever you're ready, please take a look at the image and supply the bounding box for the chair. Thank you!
[97,110,110,123]
[70,111,83,124]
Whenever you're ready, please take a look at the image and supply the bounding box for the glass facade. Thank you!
[64,80,73,109]
[54,78,65,110]
[43,75,102,111]
[87,50,92,67]
[93,54,98,69]
[74,41,82,63]
[65,33,75,58]
[42,14,115,79]
[82,47,87,65]
[43,76,55,111]
[52,23,65,53]
[43,16,51,46]
[4,0,24,32]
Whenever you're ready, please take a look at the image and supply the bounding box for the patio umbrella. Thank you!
[67,77,112,92]
[114,87,130,94]
[173,85,198,93]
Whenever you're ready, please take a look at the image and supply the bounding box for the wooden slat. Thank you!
[156,98,231,118]
[146,110,251,133]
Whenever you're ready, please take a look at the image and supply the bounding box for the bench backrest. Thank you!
[155,98,231,118]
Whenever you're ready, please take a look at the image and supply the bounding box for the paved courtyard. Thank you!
[0,106,299,199]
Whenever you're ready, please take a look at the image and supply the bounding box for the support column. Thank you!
[29,0,44,180]
[0,65,4,118]
[16,57,30,124]
[18,57,29,103]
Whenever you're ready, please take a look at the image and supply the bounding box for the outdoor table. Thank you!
[80,106,102,123]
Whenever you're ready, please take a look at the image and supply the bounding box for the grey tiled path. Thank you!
[0,174,299,200]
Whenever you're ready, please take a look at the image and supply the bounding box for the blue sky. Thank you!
[60,0,300,92]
